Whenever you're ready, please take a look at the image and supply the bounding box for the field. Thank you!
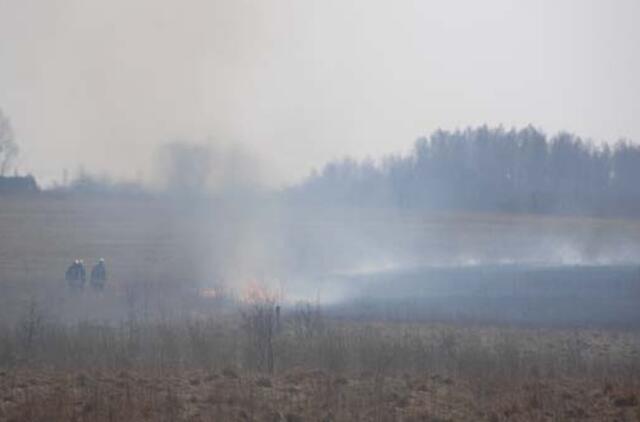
[1,195,640,421]
[2,317,640,421]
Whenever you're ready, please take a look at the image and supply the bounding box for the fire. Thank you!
[199,288,218,299]
[240,279,280,304]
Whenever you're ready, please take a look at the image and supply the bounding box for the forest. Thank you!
[295,126,640,216]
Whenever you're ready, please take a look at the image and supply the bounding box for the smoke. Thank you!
[1,1,640,186]
[1,1,639,310]
[0,108,18,176]
[155,141,264,195]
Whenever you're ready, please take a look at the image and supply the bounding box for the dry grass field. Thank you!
[1,317,640,421]
[1,195,640,421]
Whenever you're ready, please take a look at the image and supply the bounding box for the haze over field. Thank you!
[1,0,639,186]
[2,3,640,420]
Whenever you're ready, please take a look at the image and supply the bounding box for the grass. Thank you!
[1,196,640,420]
[1,301,639,421]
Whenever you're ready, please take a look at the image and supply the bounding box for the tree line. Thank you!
[293,126,640,217]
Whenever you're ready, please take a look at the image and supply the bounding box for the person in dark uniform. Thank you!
[66,259,85,289]
[65,260,77,286]
[90,258,107,290]
[78,259,86,285]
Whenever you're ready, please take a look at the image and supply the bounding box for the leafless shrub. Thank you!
[156,319,182,369]
[310,328,350,373]
[186,319,214,368]
[16,298,44,363]
[241,301,278,373]
[289,301,325,339]
[565,331,588,375]
[493,331,523,378]
[0,323,16,367]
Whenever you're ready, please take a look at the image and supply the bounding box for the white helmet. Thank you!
[99,258,105,263]
[74,259,80,265]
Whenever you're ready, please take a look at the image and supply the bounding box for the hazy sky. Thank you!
[0,0,638,186]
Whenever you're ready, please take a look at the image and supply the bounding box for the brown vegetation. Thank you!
[1,304,640,421]
[2,197,640,420]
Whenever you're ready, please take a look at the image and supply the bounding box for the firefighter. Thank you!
[78,259,86,285]
[65,259,76,287]
[90,258,107,290]
[66,259,84,289]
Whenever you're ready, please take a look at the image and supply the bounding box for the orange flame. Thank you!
[241,279,280,304]
[199,288,218,299]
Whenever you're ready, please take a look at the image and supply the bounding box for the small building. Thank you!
[0,175,39,194]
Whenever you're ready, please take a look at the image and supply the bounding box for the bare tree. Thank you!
[0,108,19,176]
[158,141,211,195]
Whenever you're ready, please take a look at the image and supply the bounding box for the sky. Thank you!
[0,0,638,187]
